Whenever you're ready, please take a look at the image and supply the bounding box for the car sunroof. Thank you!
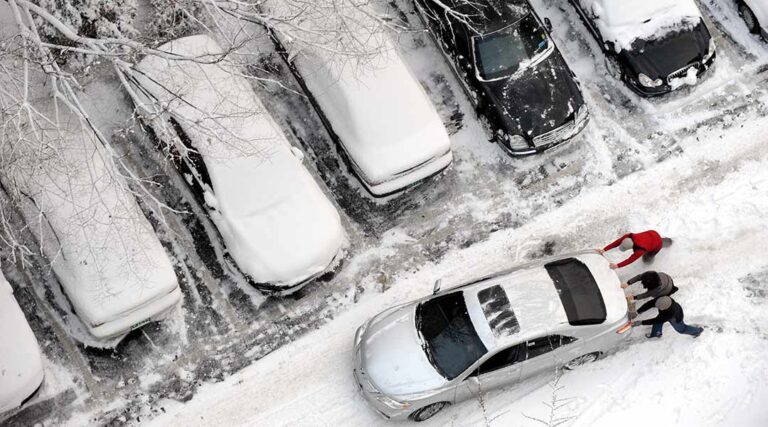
[478,285,520,337]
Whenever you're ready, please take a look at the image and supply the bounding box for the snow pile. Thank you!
[583,0,703,51]
[132,35,344,287]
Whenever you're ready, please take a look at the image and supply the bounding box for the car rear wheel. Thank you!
[410,402,449,422]
[564,352,601,370]
[740,3,759,34]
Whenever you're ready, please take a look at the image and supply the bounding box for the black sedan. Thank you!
[568,0,716,97]
[415,0,589,156]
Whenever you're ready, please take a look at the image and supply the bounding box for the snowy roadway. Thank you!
[146,115,768,426]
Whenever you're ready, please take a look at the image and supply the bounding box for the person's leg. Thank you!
[671,320,703,337]
[647,322,663,338]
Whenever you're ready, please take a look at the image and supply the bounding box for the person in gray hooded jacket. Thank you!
[622,271,678,302]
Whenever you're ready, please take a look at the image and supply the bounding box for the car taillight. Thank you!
[616,321,632,334]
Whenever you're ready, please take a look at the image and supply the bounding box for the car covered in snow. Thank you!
[352,251,630,421]
[415,0,589,156]
[269,13,453,196]
[0,270,44,414]
[569,0,716,96]
[13,127,182,343]
[127,35,344,293]
[738,0,768,39]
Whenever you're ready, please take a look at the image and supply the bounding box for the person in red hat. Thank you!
[597,230,672,269]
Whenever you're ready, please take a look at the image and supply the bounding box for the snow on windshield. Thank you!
[586,0,703,51]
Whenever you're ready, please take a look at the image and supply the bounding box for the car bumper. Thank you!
[356,150,453,197]
[88,286,182,340]
[352,368,411,421]
[625,53,716,97]
[497,106,589,157]
[251,250,343,295]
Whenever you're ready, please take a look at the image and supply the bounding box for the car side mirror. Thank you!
[544,17,552,33]
[433,279,442,295]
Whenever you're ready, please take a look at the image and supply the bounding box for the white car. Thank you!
[739,0,768,39]
[353,252,630,421]
[269,9,453,196]
[1,270,44,413]
[127,35,345,293]
[14,128,182,343]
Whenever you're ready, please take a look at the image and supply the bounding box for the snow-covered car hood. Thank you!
[620,21,710,79]
[210,146,344,285]
[132,35,344,286]
[0,272,44,412]
[586,0,703,51]
[483,51,584,140]
[293,39,452,186]
[360,305,447,397]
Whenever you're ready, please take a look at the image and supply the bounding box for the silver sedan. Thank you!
[352,251,631,421]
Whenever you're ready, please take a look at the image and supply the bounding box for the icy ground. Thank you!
[2,0,768,426]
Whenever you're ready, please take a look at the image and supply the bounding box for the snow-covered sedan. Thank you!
[569,0,716,96]
[353,251,630,421]
[127,35,344,293]
[269,19,453,196]
[12,124,182,343]
[738,0,768,39]
[1,270,44,414]
[415,0,589,155]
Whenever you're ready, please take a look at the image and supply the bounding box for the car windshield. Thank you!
[472,13,549,81]
[545,258,607,325]
[416,291,487,380]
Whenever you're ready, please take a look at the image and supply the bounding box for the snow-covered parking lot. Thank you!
[2,0,768,426]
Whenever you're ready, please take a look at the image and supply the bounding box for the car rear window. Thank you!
[545,258,606,325]
[477,285,520,338]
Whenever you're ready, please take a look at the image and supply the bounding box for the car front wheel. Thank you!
[740,3,759,34]
[410,402,449,422]
[564,352,601,370]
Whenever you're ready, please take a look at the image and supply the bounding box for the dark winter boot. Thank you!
[662,238,673,248]
[645,333,662,339]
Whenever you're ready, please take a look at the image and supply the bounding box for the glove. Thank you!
[609,263,618,269]
[631,320,642,327]
[628,311,638,320]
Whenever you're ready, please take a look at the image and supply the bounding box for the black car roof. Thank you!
[439,0,532,34]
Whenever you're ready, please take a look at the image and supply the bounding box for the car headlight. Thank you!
[374,393,411,410]
[506,134,530,150]
[704,38,716,61]
[638,73,663,88]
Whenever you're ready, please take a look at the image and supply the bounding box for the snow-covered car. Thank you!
[270,21,453,196]
[738,0,768,39]
[352,251,630,421]
[1,270,44,413]
[415,0,589,156]
[12,128,182,343]
[127,35,344,293]
[569,0,716,96]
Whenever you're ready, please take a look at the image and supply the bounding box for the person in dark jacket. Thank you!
[632,296,703,338]
[622,271,678,302]
[598,230,672,269]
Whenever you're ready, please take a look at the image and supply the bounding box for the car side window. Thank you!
[473,343,526,376]
[526,335,577,360]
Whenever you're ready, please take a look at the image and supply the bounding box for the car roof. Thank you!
[440,0,532,34]
[462,252,625,351]
[464,263,569,351]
